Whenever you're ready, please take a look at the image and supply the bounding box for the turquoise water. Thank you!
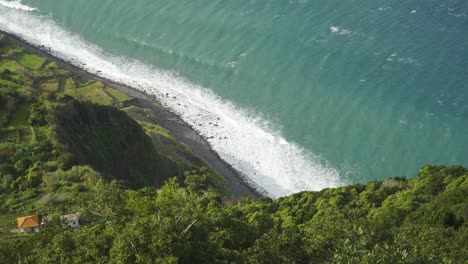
[1,0,467,196]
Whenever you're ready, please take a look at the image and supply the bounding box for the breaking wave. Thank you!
[0,6,344,197]
[0,0,36,11]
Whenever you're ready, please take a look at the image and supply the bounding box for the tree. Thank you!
[247,227,309,264]
[28,102,48,126]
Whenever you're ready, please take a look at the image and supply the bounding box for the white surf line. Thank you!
[0,0,36,11]
[0,6,345,197]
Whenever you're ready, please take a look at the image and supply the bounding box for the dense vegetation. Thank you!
[0,165,466,263]
[0,35,466,263]
[0,34,224,232]
[53,100,180,188]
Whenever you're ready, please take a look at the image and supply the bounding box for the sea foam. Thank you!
[0,6,344,197]
[0,0,36,11]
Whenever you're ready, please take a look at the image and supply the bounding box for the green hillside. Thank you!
[0,165,466,263]
[0,35,466,263]
[0,34,226,238]
[52,100,180,188]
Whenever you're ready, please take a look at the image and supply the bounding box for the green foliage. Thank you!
[247,227,309,264]
[7,102,30,128]
[0,163,16,192]
[24,162,43,188]
[0,94,20,126]
[16,52,45,70]
[52,100,181,188]
[43,165,101,192]
[0,165,466,263]
[0,35,466,263]
[28,102,47,126]
[184,168,209,195]
[0,241,20,263]
[76,180,127,220]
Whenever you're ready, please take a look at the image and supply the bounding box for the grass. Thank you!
[43,61,57,70]
[0,43,23,53]
[0,79,21,91]
[75,77,95,88]
[123,105,217,171]
[0,60,19,73]
[63,78,75,90]
[41,80,58,92]
[205,168,230,196]
[141,119,230,195]
[16,53,45,70]
[140,121,230,195]
[0,102,33,143]
[104,87,131,101]
[0,60,26,82]
[63,83,114,105]
[41,61,70,76]
[140,121,173,139]
[0,214,17,232]
[30,127,37,143]
[7,103,30,128]
[0,129,19,142]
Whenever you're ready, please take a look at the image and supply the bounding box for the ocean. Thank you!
[1,0,467,197]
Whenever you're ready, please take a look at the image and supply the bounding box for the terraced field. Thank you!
[0,34,134,145]
[0,34,228,223]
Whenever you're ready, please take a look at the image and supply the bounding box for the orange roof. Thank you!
[17,215,39,229]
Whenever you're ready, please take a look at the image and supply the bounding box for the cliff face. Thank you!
[52,100,181,188]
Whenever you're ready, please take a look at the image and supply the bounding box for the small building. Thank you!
[40,215,53,229]
[17,215,40,233]
[60,213,79,228]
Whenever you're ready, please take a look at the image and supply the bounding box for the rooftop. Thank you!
[17,215,39,229]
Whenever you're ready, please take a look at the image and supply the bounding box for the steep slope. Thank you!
[1,165,466,263]
[52,100,181,188]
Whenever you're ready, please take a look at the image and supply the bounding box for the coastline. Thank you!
[1,30,263,199]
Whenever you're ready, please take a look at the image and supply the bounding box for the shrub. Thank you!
[28,102,48,126]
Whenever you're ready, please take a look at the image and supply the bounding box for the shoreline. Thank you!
[1,30,264,199]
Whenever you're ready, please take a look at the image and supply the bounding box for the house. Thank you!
[17,215,40,233]
[60,213,79,228]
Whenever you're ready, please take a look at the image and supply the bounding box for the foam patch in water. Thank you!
[0,0,36,11]
[330,26,353,35]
